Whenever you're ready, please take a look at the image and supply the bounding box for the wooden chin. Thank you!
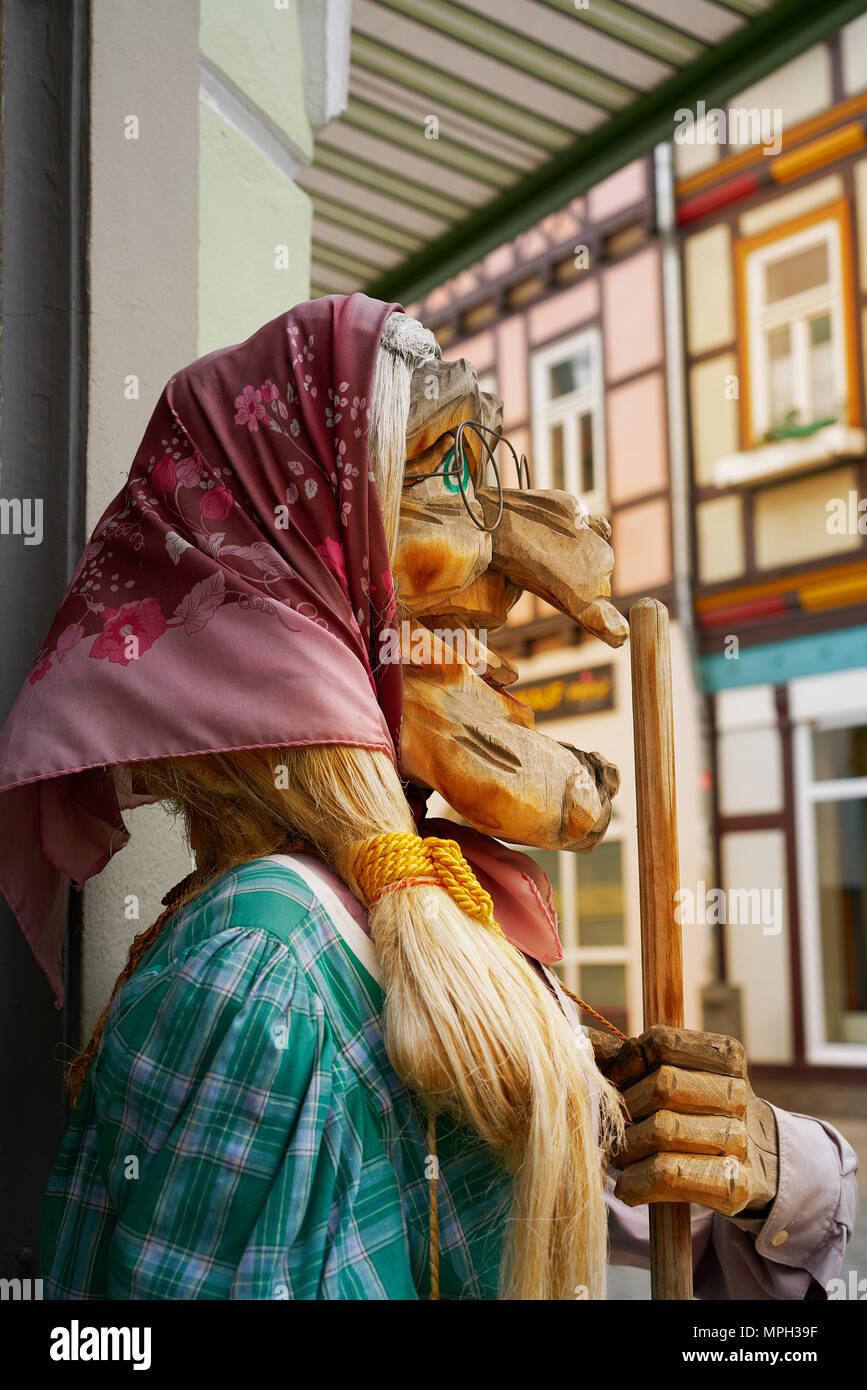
[398,620,616,852]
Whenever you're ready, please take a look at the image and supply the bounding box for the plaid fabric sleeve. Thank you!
[46,917,419,1300]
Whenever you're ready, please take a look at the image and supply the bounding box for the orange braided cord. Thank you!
[558,981,628,1041]
[351,832,502,936]
[427,1112,440,1301]
[369,876,443,903]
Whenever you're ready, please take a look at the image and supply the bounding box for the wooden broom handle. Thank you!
[629,598,693,1302]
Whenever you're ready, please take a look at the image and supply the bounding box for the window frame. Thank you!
[735,199,860,447]
[794,705,867,1066]
[521,819,631,1034]
[530,327,607,515]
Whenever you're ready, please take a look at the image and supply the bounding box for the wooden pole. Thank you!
[629,598,693,1301]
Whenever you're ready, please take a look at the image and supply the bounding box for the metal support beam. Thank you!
[367,0,867,304]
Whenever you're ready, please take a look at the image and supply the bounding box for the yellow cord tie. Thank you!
[351,832,503,938]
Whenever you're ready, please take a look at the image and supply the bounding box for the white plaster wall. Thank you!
[841,12,867,96]
[716,685,784,818]
[82,1,201,1036]
[721,830,792,1063]
[81,0,352,1037]
[198,98,312,355]
[728,45,832,142]
[200,0,313,163]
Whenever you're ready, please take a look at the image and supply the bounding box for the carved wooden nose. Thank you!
[476,487,630,647]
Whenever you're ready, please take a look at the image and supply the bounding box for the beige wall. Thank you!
[674,44,833,180]
[855,158,867,294]
[754,466,862,570]
[722,830,793,1062]
[716,687,783,818]
[728,45,832,145]
[448,187,672,600]
[683,225,734,356]
[86,1,201,532]
[696,495,745,585]
[842,13,867,95]
[611,498,671,593]
[198,100,312,353]
[495,316,529,428]
[740,174,843,239]
[200,0,313,163]
[198,0,317,354]
[690,353,740,487]
[588,159,646,223]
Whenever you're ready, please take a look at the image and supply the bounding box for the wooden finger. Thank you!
[616,1110,748,1166]
[586,1026,624,1068]
[602,1025,747,1090]
[577,598,629,649]
[614,1152,751,1216]
[622,1065,749,1122]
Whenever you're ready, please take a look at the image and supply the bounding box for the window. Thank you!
[530,328,606,514]
[795,708,867,1063]
[525,834,629,1036]
[737,202,858,444]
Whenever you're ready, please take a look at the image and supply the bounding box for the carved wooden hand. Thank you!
[593,1024,779,1218]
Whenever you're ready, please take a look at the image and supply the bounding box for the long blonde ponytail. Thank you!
[274,742,626,1299]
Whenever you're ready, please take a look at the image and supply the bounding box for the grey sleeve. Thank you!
[606,1104,859,1300]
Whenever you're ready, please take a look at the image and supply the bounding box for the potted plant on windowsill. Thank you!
[713,408,866,488]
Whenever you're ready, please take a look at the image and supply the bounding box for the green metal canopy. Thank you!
[299,0,867,305]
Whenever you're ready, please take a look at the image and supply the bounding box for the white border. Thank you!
[263,852,383,986]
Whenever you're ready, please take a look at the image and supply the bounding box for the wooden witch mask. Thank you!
[392,354,628,853]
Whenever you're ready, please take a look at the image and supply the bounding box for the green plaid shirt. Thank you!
[41,859,510,1299]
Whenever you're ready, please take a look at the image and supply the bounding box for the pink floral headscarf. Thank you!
[0,294,409,1003]
[0,292,562,1008]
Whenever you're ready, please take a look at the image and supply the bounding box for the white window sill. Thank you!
[713,423,866,488]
